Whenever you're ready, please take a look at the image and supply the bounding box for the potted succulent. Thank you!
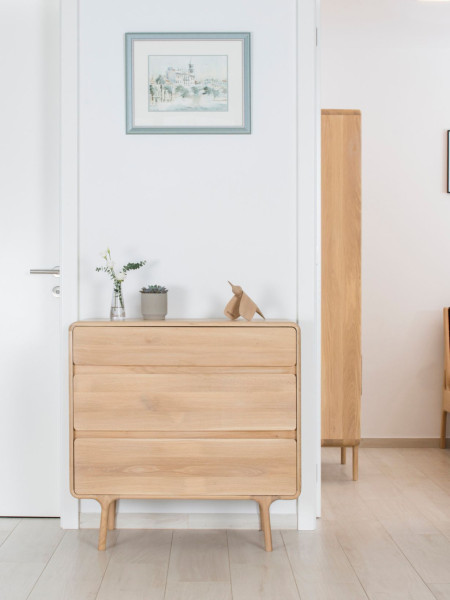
[140,285,168,320]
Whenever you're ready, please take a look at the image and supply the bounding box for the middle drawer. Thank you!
[74,373,296,431]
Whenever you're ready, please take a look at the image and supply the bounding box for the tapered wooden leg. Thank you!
[341,447,346,464]
[108,500,116,530]
[255,497,273,551]
[98,498,111,551]
[352,446,359,481]
[441,411,447,449]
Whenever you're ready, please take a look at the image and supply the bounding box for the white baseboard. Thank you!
[80,512,298,530]
[360,437,450,448]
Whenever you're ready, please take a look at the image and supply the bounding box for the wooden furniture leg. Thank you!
[255,497,274,552]
[98,497,112,551]
[341,447,346,464]
[441,411,447,449]
[352,446,358,481]
[108,500,116,530]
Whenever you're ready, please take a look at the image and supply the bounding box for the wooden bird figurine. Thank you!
[224,281,265,321]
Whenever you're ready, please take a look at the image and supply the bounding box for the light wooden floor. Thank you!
[1,448,450,599]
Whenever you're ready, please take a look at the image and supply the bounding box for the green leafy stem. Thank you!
[96,248,146,305]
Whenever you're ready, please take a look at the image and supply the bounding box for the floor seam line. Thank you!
[280,530,303,600]
[0,518,23,549]
[378,520,440,600]
[226,529,234,600]
[25,524,67,599]
[94,529,116,600]
[162,530,174,599]
[333,527,371,600]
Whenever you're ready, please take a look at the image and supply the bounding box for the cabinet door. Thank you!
[321,111,361,443]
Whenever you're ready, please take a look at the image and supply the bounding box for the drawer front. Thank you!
[72,326,297,367]
[74,438,297,496]
[74,374,296,431]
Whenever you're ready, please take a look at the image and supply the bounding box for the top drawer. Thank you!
[72,326,297,367]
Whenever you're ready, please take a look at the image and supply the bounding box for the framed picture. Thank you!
[125,32,251,134]
[448,130,450,193]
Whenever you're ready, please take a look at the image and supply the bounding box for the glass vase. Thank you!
[110,283,125,320]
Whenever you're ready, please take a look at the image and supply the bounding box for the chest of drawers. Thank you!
[69,320,301,551]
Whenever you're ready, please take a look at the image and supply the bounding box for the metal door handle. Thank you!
[30,266,60,277]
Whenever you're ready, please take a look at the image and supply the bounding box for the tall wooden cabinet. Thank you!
[321,109,362,480]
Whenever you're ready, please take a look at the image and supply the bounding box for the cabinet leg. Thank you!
[108,500,116,530]
[98,498,112,551]
[441,411,447,449]
[341,447,346,464]
[255,497,274,552]
[352,446,359,481]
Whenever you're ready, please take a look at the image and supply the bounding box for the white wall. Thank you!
[321,0,450,438]
[78,0,299,515]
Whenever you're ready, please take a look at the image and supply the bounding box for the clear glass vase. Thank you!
[110,283,125,320]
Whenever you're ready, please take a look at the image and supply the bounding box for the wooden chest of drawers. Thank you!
[69,320,301,551]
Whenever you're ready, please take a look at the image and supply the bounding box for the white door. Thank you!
[0,0,60,516]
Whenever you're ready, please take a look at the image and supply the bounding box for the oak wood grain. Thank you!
[74,438,297,497]
[321,109,361,479]
[69,321,301,552]
[72,325,297,367]
[74,373,296,432]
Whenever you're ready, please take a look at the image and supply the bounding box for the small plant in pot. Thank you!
[140,285,168,320]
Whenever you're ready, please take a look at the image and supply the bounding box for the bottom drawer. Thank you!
[74,438,297,496]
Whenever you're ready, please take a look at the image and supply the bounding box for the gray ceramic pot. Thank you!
[140,292,168,320]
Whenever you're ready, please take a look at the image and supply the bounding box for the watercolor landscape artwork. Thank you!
[148,55,228,112]
[126,33,250,133]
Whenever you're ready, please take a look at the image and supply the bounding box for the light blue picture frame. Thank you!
[125,32,251,134]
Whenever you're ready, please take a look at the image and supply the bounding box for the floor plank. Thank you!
[98,564,167,600]
[394,479,450,541]
[334,520,436,599]
[428,583,450,600]
[228,530,300,600]
[365,448,429,485]
[27,530,114,600]
[97,530,172,600]
[167,530,230,584]
[383,530,450,584]
[282,528,368,599]
[164,581,232,600]
[0,518,64,600]
[0,562,50,600]
[0,518,21,546]
[321,450,378,522]
[163,530,232,599]
[0,518,63,564]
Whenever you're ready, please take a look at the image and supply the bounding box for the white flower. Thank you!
[116,271,125,282]
[106,260,115,269]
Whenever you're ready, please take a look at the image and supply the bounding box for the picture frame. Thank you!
[125,32,251,135]
[447,130,450,193]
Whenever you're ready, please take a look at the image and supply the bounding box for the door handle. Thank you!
[30,266,60,277]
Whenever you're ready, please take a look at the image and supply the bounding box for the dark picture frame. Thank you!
[447,130,450,193]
